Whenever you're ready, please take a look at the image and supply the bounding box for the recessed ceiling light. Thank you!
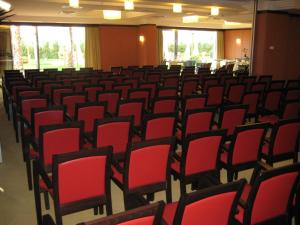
[124,0,134,10]
[211,7,219,16]
[103,10,121,20]
[182,15,199,23]
[0,0,11,11]
[69,0,79,8]
[173,3,182,13]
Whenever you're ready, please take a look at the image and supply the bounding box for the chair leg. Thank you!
[179,180,186,196]
[94,206,99,215]
[33,161,43,225]
[146,193,154,202]
[234,171,238,180]
[227,169,234,182]
[43,191,50,210]
[25,157,33,191]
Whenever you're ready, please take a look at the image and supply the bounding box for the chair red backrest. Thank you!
[61,93,87,119]
[125,138,174,190]
[182,94,207,114]
[51,86,74,105]
[75,102,107,134]
[143,113,177,141]
[118,100,144,128]
[111,66,122,75]
[181,79,198,97]
[52,148,113,224]
[146,73,161,83]
[227,84,246,104]
[241,91,260,115]
[132,70,145,80]
[262,89,283,112]
[31,106,65,140]
[250,82,266,98]
[20,96,48,123]
[224,77,239,95]
[16,88,41,104]
[42,82,63,96]
[268,118,300,158]
[285,88,300,101]
[257,75,272,87]
[202,77,219,93]
[94,117,133,160]
[152,97,177,114]
[270,80,285,90]
[123,78,139,89]
[72,80,91,92]
[282,100,300,119]
[206,85,224,107]
[39,122,83,168]
[241,76,256,91]
[97,90,121,115]
[242,164,300,225]
[182,108,215,138]
[98,79,115,91]
[228,123,269,165]
[128,88,151,110]
[165,180,245,225]
[163,76,180,88]
[157,88,178,98]
[12,85,31,102]
[286,80,300,89]
[83,85,104,102]
[113,83,133,100]
[219,105,248,136]
[139,82,157,99]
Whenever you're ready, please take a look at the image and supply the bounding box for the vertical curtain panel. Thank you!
[217,31,225,60]
[157,28,164,65]
[0,25,13,75]
[85,26,101,69]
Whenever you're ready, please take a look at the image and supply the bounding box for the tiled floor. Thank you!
[0,91,297,225]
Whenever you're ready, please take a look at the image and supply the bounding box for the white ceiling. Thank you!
[5,0,300,29]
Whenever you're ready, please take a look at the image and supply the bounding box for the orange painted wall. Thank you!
[99,26,138,71]
[138,25,158,66]
[253,12,300,80]
[224,29,252,59]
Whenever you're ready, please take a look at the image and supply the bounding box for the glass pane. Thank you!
[71,27,85,69]
[162,30,176,62]
[11,25,38,70]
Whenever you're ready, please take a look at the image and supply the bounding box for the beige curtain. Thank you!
[85,26,101,69]
[0,26,13,75]
[157,28,163,65]
[217,31,224,60]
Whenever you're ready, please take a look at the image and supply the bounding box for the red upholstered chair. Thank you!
[74,102,107,136]
[61,92,87,119]
[123,78,140,89]
[92,117,133,161]
[176,107,216,144]
[146,72,161,83]
[206,85,225,107]
[285,88,300,101]
[156,87,178,98]
[133,113,177,143]
[11,85,33,102]
[181,79,198,97]
[259,100,300,125]
[240,76,256,91]
[83,84,104,102]
[78,201,164,225]
[261,118,300,166]
[128,88,151,110]
[42,82,63,97]
[23,105,66,190]
[117,99,144,129]
[270,80,285,90]
[72,80,91,92]
[220,123,270,182]
[33,148,112,225]
[224,77,239,95]
[162,76,180,89]
[234,163,300,225]
[241,91,260,121]
[112,138,175,210]
[250,82,267,104]
[172,129,227,195]
[51,86,74,105]
[286,80,300,89]
[98,79,115,91]
[257,75,272,88]
[113,83,133,100]
[111,66,122,75]
[202,77,219,93]
[97,90,121,116]
[259,89,283,116]
[217,104,248,138]
[179,94,207,121]
[225,83,246,104]
[162,179,246,225]
[132,70,145,80]
[139,82,157,99]
[152,97,177,114]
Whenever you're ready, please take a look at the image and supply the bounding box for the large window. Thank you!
[11,25,85,70]
[163,29,217,67]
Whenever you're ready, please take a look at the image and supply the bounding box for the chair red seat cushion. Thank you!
[162,202,178,225]
[262,143,269,154]
[259,115,279,125]
[171,160,180,173]
[235,205,245,223]
[111,166,124,184]
[221,151,229,164]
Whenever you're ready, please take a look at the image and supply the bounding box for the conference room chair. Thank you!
[241,91,261,122]
[146,72,161,83]
[51,86,74,105]
[83,84,105,102]
[139,82,157,100]
[180,79,199,97]
[285,87,300,101]
[286,79,300,89]
[156,87,178,98]
[225,83,246,104]
[151,96,178,114]
[111,66,122,75]
[61,92,87,119]
[97,90,121,116]
[131,69,145,80]
[123,78,140,89]
[128,88,151,110]
[162,76,180,89]
[179,94,207,121]
[112,83,133,100]
[42,81,63,97]
[259,89,284,117]
[71,80,91,92]
[206,85,225,107]
[270,80,286,90]
[240,76,256,91]
[224,77,239,96]
[98,79,115,91]
[201,77,219,93]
